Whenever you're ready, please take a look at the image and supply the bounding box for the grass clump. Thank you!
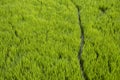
[0,0,82,80]
[72,0,120,80]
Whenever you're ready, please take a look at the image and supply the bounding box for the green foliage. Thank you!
[0,0,120,80]
[0,0,82,80]
[73,0,120,80]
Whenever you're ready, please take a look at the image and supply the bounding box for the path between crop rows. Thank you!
[71,1,88,80]
[76,6,88,80]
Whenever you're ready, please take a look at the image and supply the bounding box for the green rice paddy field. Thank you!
[0,0,120,80]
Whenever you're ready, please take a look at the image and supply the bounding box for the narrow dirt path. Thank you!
[76,6,88,80]
[71,1,88,80]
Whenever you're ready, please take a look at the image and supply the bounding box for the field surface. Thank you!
[0,0,120,80]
